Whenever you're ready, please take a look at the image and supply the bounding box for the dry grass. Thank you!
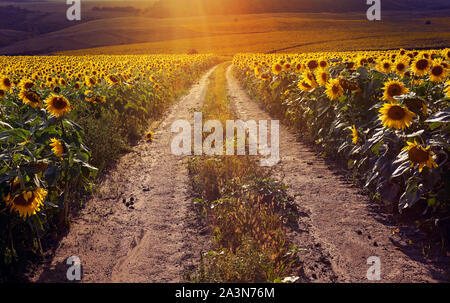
[185,63,298,282]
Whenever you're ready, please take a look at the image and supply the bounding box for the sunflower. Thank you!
[283,62,292,71]
[325,78,344,100]
[404,98,427,116]
[73,82,80,90]
[316,69,329,86]
[298,80,313,92]
[429,61,448,82]
[445,81,450,98]
[357,56,368,67]
[382,80,409,103]
[345,61,356,70]
[402,141,438,172]
[145,131,154,142]
[380,60,392,74]
[0,75,12,90]
[318,58,328,69]
[379,103,416,130]
[153,83,160,90]
[19,78,34,90]
[443,49,450,61]
[272,63,283,75]
[350,125,359,144]
[302,70,316,86]
[0,89,5,99]
[19,89,43,108]
[86,95,106,103]
[84,76,96,87]
[254,66,262,77]
[106,74,121,86]
[5,187,47,219]
[411,58,430,76]
[307,59,319,71]
[294,61,303,73]
[260,73,271,81]
[49,138,64,159]
[339,78,360,91]
[45,94,71,117]
[394,59,409,76]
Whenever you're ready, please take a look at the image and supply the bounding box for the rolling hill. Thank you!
[0,1,449,55]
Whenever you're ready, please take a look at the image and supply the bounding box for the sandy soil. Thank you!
[31,66,217,282]
[225,65,450,283]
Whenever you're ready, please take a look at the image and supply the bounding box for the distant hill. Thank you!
[146,0,450,17]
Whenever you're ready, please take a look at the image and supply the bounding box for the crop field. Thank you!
[233,48,450,216]
[0,1,450,286]
[0,54,219,276]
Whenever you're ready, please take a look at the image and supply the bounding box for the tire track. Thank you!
[32,65,218,283]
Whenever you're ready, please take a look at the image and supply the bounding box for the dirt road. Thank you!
[226,65,450,282]
[32,66,217,282]
[32,64,449,283]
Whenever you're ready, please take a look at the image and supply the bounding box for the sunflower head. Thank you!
[19,89,43,108]
[45,94,71,117]
[307,59,319,71]
[294,62,303,73]
[86,95,106,103]
[84,76,96,87]
[394,58,409,76]
[316,69,329,86]
[318,58,328,69]
[260,73,271,81]
[298,80,313,92]
[283,62,292,71]
[19,78,34,90]
[429,61,448,82]
[272,63,283,75]
[302,70,316,86]
[444,81,450,98]
[106,74,121,86]
[350,125,359,144]
[404,97,428,116]
[49,138,64,159]
[380,60,392,74]
[5,187,47,219]
[379,103,416,130]
[402,141,438,172]
[412,58,431,76]
[0,76,12,90]
[325,78,344,100]
[382,80,409,103]
[0,89,5,99]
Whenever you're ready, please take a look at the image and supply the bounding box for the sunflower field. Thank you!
[233,49,450,237]
[0,54,218,278]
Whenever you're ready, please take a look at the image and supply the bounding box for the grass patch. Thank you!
[185,62,299,283]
